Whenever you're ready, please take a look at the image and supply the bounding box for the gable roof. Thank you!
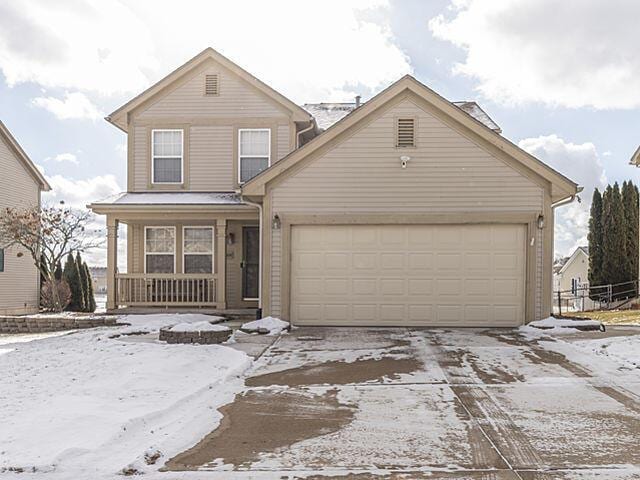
[0,120,50,191]
[242,75,579,201]
[630,145,640,166]
[303,100,501,132]
[558,246,589,275]
[107,48,312,132]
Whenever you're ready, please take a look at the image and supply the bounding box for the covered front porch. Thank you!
[90,193,261,314]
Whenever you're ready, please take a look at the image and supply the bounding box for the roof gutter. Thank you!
[552,186,583,209]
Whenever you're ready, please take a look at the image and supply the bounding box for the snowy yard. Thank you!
[1,316,640,478]
[0,314,251,477]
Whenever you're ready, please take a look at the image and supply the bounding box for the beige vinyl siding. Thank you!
[137,65,289,119]
[189,125,234,190]
[268,98,546,320]
[0,136,40,315]
[132,126,148,191]
[277,124,291,161]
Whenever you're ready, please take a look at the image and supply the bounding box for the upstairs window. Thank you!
[145,227,175,273]
[239,129,270,184]
[396,118,415,148]
[152,130,183,184]
[183,227,214,274]
[205,74,219,95]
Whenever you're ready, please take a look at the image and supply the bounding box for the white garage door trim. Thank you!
[286,222,529,327]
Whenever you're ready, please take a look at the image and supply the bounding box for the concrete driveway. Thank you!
[166,327,640,479]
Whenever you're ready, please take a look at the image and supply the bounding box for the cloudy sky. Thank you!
[1,0,639,265]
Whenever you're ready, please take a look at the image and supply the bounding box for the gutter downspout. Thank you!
[241,196,263,319]
[296,119,317,149]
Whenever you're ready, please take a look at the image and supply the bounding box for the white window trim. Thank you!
[144,226,176,274]
[238,128,271,185]
[151,129,184,185]
[182,226,215,274]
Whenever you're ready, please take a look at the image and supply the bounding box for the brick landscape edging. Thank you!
[0,315,119,334]
[159,328,232,344]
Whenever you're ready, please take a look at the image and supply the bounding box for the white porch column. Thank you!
[216,219,227,310]
[106,216,119,311]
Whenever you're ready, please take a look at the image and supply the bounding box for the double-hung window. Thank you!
[183,227,214,274]
[145,227,175,273]
[238,128,270,184]
[152,129,183,184]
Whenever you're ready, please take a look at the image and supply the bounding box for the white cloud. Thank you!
[46,152,78,164]
[41,172,124,267]
[518,134,607,257]
[32,92,103,120]
[430,0,640,109]
[0,0,411,102]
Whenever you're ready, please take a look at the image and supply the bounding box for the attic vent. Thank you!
[396,118,415,148]
[205,74,219,96]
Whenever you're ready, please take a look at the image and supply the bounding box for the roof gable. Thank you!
[242,75,578,201]
[107,48,311,132]
[0,121,50,191]
[558,246,589,275]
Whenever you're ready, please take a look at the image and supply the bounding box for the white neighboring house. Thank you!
[555,246,595,311]
[0,121,51,315]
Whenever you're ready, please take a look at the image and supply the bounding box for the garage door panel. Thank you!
[291,224,525,327]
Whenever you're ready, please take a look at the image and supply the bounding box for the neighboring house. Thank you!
[0,121,51,315]
[554,246,595,311]
[90,47,579,327]
[89,267,107,294]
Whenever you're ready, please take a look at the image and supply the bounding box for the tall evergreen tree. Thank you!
[63,252,85,311]
[602,183,626,299]
[83,262,97,312]
[622,181,639,293]
[588,188,604,296]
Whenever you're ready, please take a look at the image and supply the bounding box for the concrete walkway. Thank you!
[165,327,640,479]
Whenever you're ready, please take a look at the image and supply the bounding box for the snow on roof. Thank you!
[303,100,501,133]
[93,192,242,206]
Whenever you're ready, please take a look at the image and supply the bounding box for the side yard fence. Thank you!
[554,280,638,315]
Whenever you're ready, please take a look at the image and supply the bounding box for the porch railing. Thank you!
[115,273,217,307]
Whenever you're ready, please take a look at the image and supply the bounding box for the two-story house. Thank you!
[90,48,579,327]
[0,121,51,315]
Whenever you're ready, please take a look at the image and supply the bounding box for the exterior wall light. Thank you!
[272,214,281,230]
[400,155,411,169]
[226,232,235,245]
[537,214,545,229]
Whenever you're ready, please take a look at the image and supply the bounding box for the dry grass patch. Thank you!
[571,310,640,325]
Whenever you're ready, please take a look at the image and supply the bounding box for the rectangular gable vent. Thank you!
[396,118,415,148]
[205,74,219,96]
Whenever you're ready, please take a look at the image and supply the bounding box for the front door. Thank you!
[242,226,259,300]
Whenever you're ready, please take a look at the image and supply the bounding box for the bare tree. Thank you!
[0,205,103,311]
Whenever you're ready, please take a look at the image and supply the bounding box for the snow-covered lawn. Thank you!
[572,334,640,370]
[0,314,251,478]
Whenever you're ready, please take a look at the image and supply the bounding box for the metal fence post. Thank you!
[557,290,562,317]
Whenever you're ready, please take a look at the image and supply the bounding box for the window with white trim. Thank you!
[152,130,183,184]
[183,227,214,274]
[239,128,270,183]
[145,227,175,273]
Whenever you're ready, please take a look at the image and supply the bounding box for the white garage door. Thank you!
[290,224,526,327]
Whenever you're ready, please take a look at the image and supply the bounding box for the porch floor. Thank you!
[106,307,259,321]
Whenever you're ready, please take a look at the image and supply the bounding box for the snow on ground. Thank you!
[572,335,640,370]
[169,321,230,332]
[522,316,603,335]
[241,316,289,335]
[0,313,250,478]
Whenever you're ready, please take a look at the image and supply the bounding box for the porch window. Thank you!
[183,227,214,274]
[152,129,183,184]
[238,128,270,183]
[145,227,175,273]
